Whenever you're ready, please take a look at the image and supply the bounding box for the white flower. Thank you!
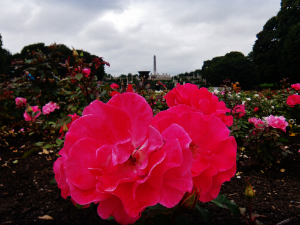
[246,98,251,101]
[242,101,246,104]
[254,94,259,97]
[271,106,274,109]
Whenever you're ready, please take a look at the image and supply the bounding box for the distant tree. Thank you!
[252,0,300,84]
[201,51,257,89]
[0,34,5,74]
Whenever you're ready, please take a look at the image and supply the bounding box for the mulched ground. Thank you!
[1,131,299,225]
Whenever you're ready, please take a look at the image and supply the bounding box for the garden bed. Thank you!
[1,132,299,225]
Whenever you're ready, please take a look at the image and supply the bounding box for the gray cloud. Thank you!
[0,0,281,76]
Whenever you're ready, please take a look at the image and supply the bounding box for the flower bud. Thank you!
[245,178,255,199]
[62,122,69,133]
[26,105,33,113]
[178,186,200,212]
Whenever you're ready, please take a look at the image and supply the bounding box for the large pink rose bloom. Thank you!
[152,105,237,202]
[23,106,41,121]
[264,115,288,132]
[291,83,300,91]
[15,97,27,108]
[42,102,60,115]
[53,93,193,224]
[286,94,300,108]
[232,104,246,118]
[164,84,233,126]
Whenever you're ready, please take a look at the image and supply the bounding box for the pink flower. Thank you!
[110,83,119,89]
[15,97,27,108]
[53,93,193,224]
[286,94,300,108]
[126,84,134,92]
[42,102,60,115]
[264,115,288,132]
[164,83,233,126]
[291,83,300,91]
[152,105,237,202]
[23,106,41,121]
[254,107,259,112]
[109,91,120,97]
[232,104,246,118]
[82,68,91,78]
[248,117,266,129]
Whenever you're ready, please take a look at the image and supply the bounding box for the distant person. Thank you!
[25,71,35,81]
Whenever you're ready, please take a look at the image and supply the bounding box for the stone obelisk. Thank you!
[154,55,156,75]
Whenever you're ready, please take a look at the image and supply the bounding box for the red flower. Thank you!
[286,94,300,108]
[254,107,259,112]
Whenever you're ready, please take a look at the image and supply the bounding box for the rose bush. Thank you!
[232,104,246,118]
[53,93,194,224]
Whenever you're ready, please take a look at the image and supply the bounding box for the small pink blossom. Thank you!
[59,113,80,136]
[42,102,60,115]
[15,97,27,108]
[254,107,259,112]
[248,117,266,129]
[286,94,300,108]
[110,83,119,89]
[232,104,246,118]
[291,83,300,91]
[82,68,91,78]
[23,106,41,121]
[164,84,233,126]
[264,115,288,132]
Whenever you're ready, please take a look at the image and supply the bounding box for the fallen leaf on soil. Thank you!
[43,149,49,154]
[276,160,281,163]
[13,150,18,152]
[280,169,285,172]
[38,215,53,220]
[13,160,18,163]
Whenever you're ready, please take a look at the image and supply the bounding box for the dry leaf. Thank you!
[280,169,285,172]
[13,150,18,153]
[39,215,53,220]
[43,149,49,154]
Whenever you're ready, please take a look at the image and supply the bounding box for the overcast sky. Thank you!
[0,0,281,76]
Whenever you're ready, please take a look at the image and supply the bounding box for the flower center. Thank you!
[189,142,199,158]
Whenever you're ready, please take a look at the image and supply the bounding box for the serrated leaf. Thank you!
[22,147,39,158]
[56,138,64,146]
[55,116,72,129]
[50,177,57,185]
[35,142,45,146]
[195,204,212,224]
[278,137,289,142]
[43,144,56,149]
[75,73,83,81]
[211,194,241,217]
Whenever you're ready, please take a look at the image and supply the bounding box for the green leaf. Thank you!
[50,177,57,185]
[211,194,241,217]
[22,147,39,158]
[43,144,56,149]
[76,204,84,209]
[100,84,114,91]
[35,142,45,146]
[75,73,83,81]
[56,138,64,146]
[278,137,289,142]
[195,204,212,224]
[107,216,114,220]
[55,116,72,129]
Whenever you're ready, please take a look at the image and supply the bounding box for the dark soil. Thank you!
[1,131,299,225]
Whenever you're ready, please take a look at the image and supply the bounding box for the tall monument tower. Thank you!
[154,55,156,75]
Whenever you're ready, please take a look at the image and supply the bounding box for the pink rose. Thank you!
[164,84,233,126]
[152,104,237,202]
[291,83,300,91]
[15,97,27,108]
[248,117,266,129]
[232,104,246,118]
[286,94,300,108]
[53,93,193,224]
[264,115,288,132]
[42,102,60,115]
[82,68,91,78]
[110,83,119,89]
[109,90,120,97]
[23,106,41,121]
